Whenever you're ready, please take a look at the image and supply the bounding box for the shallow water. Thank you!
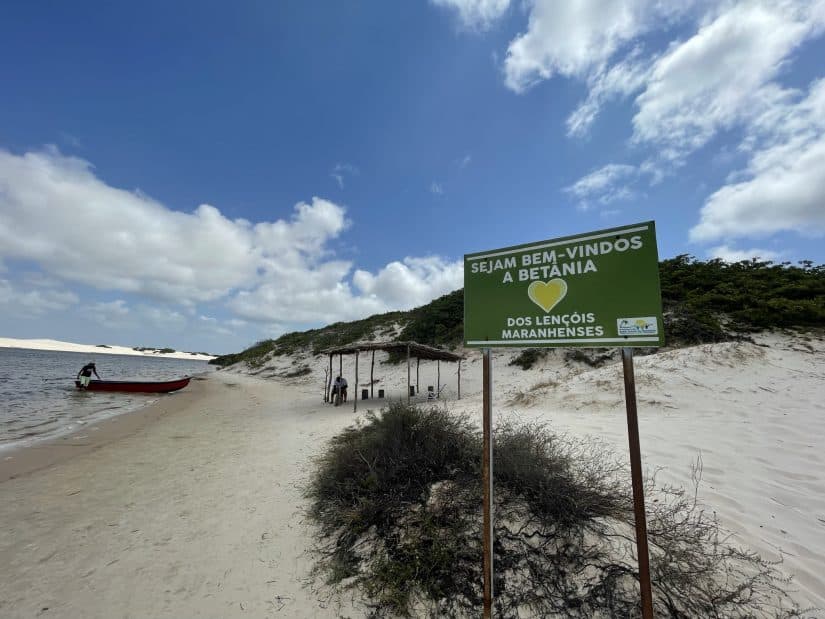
[0,347,213,449]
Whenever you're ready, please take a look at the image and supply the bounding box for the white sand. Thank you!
[0,373,364,618]
[1,332,823,615]
[0,337,215,361]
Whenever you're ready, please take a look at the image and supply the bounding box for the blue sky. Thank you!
[2,1,824,354]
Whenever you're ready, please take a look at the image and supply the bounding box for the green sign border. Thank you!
[463,221,664,348]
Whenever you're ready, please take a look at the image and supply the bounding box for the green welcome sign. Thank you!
[464,221,664,348]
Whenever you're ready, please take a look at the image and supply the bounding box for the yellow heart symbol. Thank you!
[528,279,568,313]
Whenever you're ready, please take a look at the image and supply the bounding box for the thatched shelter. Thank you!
[322,341,464,411]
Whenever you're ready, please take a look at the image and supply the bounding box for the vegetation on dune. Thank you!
[661,255,825,343]
[398,289,464,348]
[132,346,177,353]
[208,339,278,368]
[508,348,547,370]
[211,257,824,367]
[305,404,804,617]
[209,311,405,367]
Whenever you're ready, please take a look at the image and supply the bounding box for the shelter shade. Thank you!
[322,340,463,363]
[321,340,464,401]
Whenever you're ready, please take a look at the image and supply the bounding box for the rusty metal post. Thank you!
[622,347,654,619]
[406,345,411,404]
[482,348,494,618]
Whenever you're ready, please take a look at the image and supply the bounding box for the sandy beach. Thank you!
[0,373,365,618]
[1,333,823,616]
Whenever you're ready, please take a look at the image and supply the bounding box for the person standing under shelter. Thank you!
[331,375,341,405]
[339,376,348,402]
[77,362,100,389]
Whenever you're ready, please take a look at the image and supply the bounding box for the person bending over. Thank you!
[77,362,100,389]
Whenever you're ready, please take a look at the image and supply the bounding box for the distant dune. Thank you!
[0,337,215,361]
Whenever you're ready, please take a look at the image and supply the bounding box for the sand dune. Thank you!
[0,337,215,361]
[0,332,823,616]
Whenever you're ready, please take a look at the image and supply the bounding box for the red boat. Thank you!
[75,377,191,393]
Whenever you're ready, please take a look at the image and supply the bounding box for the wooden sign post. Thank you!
[482,348,494,618]
[622,347,654,618]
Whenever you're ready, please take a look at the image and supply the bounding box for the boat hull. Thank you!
[75,377,191,393]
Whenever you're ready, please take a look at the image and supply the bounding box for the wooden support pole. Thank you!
[370,349,375,399]
[327,354,333,402]
[339,353,343,379]
[482,349,494,618]
[457,359,461,400]
[354,350,359,413]
[406,345,411,404]
[622,347,654,619]
[437,360,440,399]
[416,357,420,394]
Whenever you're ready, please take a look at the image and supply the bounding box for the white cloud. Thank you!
[709,245,783,263]
[330,162,359,188]
[503,0,692,93]
[493,0,825,246]
[690,78,825,242]
[633,2,825,158]
[353,257,464,309]
[0,147,464,331]
[136,304,187,328]
[431,0,511,31]
[229,255,464,326]
[691,134,825,241]
[565,163,639,210]
[0,278,78,316]
[228,258,372,324]
[501,0,825,159]
[0,148,349,305]
[430,181,444,194]
[198,315,237,337]
[566,47,653,136]
[457,154,472,168]
[88,299,131,329]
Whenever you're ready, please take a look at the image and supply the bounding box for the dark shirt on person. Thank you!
[78,363,99,378]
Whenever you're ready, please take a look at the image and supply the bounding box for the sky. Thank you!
[1,0,824,354]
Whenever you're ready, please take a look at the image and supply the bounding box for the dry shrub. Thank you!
[305,404,807,618]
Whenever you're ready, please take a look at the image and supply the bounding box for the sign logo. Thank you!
[527,278,567,312]
[617,317,658,336]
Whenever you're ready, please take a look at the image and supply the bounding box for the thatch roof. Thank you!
[322,341,463,362]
